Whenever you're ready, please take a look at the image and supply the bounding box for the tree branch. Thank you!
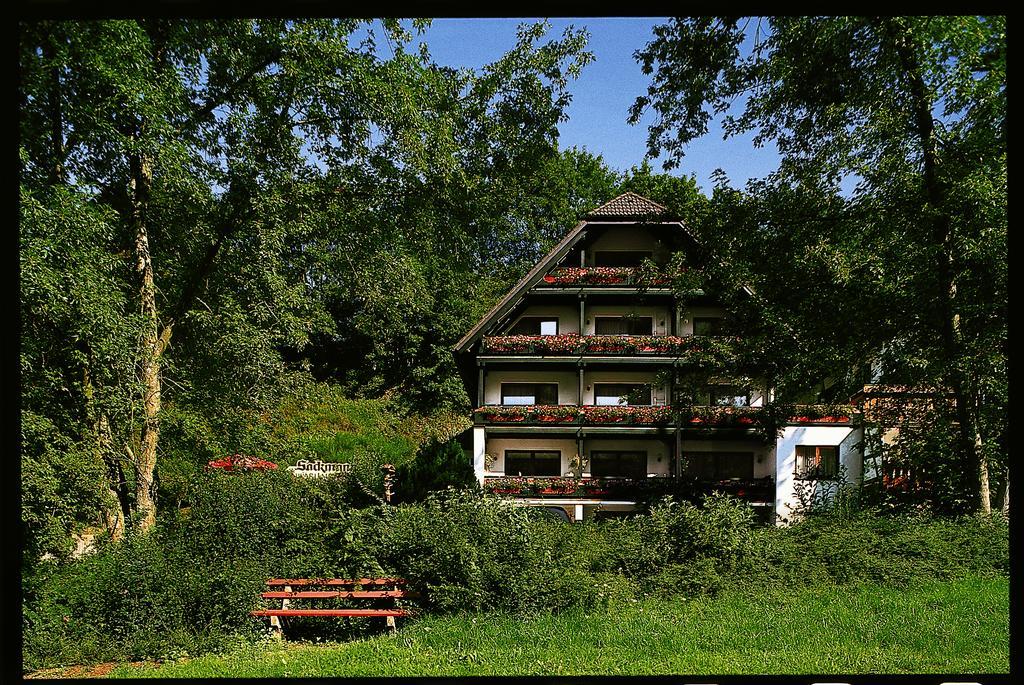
[178,46,283,133]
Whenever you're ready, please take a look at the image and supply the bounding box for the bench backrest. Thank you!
[265,578,407,587]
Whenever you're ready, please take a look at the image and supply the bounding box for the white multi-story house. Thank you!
[453,192,865,523]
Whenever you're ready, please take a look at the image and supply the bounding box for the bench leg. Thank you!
[271,584,292,640]
[269,615,284,640]
[386,615,397,635]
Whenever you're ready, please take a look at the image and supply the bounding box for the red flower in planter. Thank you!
[208,454,278,472]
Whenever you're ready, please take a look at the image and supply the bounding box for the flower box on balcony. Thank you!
[539,266,678,286]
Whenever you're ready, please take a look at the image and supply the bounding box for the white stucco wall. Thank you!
[583,304,672,336]
[582,370,668,405]
[584,438,673,476]
[473,426,486,483]
[484,437,579,476]
[680,439,775,479]
[774,425,856,524]
[483,436,674,478]
[585,227,660,262]
[701,376,770,406]
[484,369,580,405]
[677,306,727,336]
[504,305,579,335]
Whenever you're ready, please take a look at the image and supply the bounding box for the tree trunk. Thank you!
[885,18,989,514]
[80,350,130,541]
[98,413,130,540]
[130,148,163,532]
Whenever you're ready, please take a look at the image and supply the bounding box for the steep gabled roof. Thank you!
[453,191,695,353]
[587,191,668,219]
[453,217,592,352]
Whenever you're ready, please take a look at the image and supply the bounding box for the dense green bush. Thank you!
[395,439,479,503]
[734,510,1010,591]
[22,472,1009,672]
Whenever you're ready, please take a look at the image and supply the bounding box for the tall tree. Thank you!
[630,17,1006,513]
[19,18,595,547]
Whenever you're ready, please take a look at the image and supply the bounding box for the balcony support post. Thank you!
[675,425,682,479]
[578,293,586,335]
[576,429,585,479]
[577,362,585,406]
[477,363,485,408]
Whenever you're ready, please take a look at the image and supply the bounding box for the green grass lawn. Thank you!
[108,575,1008,677]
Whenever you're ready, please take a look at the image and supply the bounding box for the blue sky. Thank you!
[414,18,785,196]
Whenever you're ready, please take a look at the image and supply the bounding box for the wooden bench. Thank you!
[251,577,418,637]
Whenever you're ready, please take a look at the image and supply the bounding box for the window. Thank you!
[795,446,839,479]
[510,317,558,336]
[594,383,652,406]
[593,250,652,267]
[590,451,647,479]
[707,385,749,407]
[595,316,653,335]
[504,450,560,477]
[501,383,558,406]
[684,452,754,480]
[693,317,723,336]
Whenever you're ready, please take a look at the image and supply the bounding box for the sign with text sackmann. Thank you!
[287,459,352,478]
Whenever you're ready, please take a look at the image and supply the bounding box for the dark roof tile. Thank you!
[587,191,668,218]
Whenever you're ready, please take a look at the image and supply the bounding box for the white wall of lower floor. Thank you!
[472,425,868,523]
[773,425,862,524]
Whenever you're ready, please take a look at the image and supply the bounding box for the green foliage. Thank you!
[631,17,1006,512]
[19,17,597,544]
[736,511,1009,591]
[22,476,1009,672]
[395,438,479,503]
[103,577,1010,677]
[20,412,108,568]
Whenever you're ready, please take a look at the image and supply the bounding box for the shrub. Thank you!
[21,475,1009,673]
[395,438,479,503]
[732,510,1009,591]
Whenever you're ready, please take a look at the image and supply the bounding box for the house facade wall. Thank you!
[583,304,673,336]
[681,439,775,479]
[463,197,864,524]
[584,438,673,477]
[483,370,580,405]
[582,370,669,405]
[507,305,579,334]
[677,305,727,336]
[484,437,579,476]
[774,425,858,523]
[584,226,661,262]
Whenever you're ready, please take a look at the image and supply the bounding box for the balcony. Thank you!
[482,475,775,503]
[481,334,741,360]
[473,404,855,427]
[538,266,674,287]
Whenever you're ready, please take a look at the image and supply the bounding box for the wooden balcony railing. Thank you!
[482,475,776,502]
[481,334,741,359]
[473,404,856,427]
[538,266,676,286]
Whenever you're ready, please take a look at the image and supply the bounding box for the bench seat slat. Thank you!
[265,578,407,587]
[261,590,419,599]
[252,609,409,618]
